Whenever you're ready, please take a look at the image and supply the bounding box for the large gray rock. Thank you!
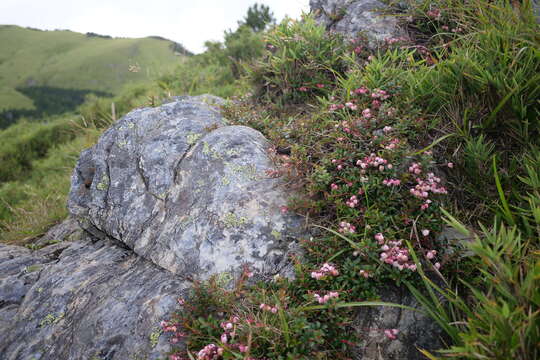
[68,96,303,280]
[353,285,447,359]
[0,225,188,360]
[310,0,405,43]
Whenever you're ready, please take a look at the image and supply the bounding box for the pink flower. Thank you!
[197,343,222,360]
[434,262,441,270]
[447,162,454,168]
[346,195,359,208]
[313,291,339,304]
[374,233,385,243]
[239,344,248,353]
[422,229,430,236]
[427,9,441,19]
[339,221,356,234]
[298,86,308,92]
[316,83,325,88]
[359,269,371,278]
[330,183,339,190]
[345,102,358,110]
[426,250,437,259]
[354,86,369,95]
[362,108,372,119]
[384,329,399,340]
[220,333,228,344]
[311,263,339,279]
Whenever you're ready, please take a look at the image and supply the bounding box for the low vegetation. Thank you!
[0,1,538,359]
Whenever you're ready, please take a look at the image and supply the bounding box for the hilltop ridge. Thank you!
[0,25,189,114]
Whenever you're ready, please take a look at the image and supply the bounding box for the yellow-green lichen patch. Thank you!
[186,132,203,145]
[222,212,248,228]
[149,327,162,348]
[39,312,64,327]
[230,163,260,181]
[225,148,240,157]
[96,174,109,191]
[202,142,222,160]
[25,264,42,273]
[271,229,282,240]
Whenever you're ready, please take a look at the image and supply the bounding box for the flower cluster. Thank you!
[409,171,448,210]
[382,178,401,187]
[313,291,339,304]
[379,240,417,271]
[197,344,223,360]
[384,328,399,340]
[329,86,391,118]
[356,153,391,172]
[339,221,356,234]
[161,320,186,344]
[311,263,339,280]
[383,137,401,150]
[346,195,360,208]
[259,303,279,313]
[359,269,372,278]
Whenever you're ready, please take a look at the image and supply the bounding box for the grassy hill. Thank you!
[0,25,189,113]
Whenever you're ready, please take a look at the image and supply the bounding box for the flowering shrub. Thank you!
[249,15,349,105]
[162,1,539,359]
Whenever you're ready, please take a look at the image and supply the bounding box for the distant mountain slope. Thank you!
[0,25,189,112]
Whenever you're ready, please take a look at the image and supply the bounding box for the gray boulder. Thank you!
[0,225,188,360]
[68,95,304,280]
[353,285,447,359]
[310,0,406,44]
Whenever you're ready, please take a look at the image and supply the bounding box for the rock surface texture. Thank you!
[310,0,405,43]
[0,96,304,359]
[68,95,303,280]
[353,285,447,359]
[0,224,188,360]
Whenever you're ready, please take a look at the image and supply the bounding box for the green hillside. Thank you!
[0,25,188,113]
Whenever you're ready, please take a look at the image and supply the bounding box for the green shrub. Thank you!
[249,15,350,105]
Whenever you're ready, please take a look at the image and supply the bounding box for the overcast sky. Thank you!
[0,0,310,53]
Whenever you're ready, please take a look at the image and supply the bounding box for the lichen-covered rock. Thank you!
[310,0,405,44]
[0,227,188,360]
[68,96,304,280]
[353,285,447,359]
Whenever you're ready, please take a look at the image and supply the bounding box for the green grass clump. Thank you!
[404,0,540,145]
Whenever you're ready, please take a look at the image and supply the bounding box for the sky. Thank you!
[0,0,310,53]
